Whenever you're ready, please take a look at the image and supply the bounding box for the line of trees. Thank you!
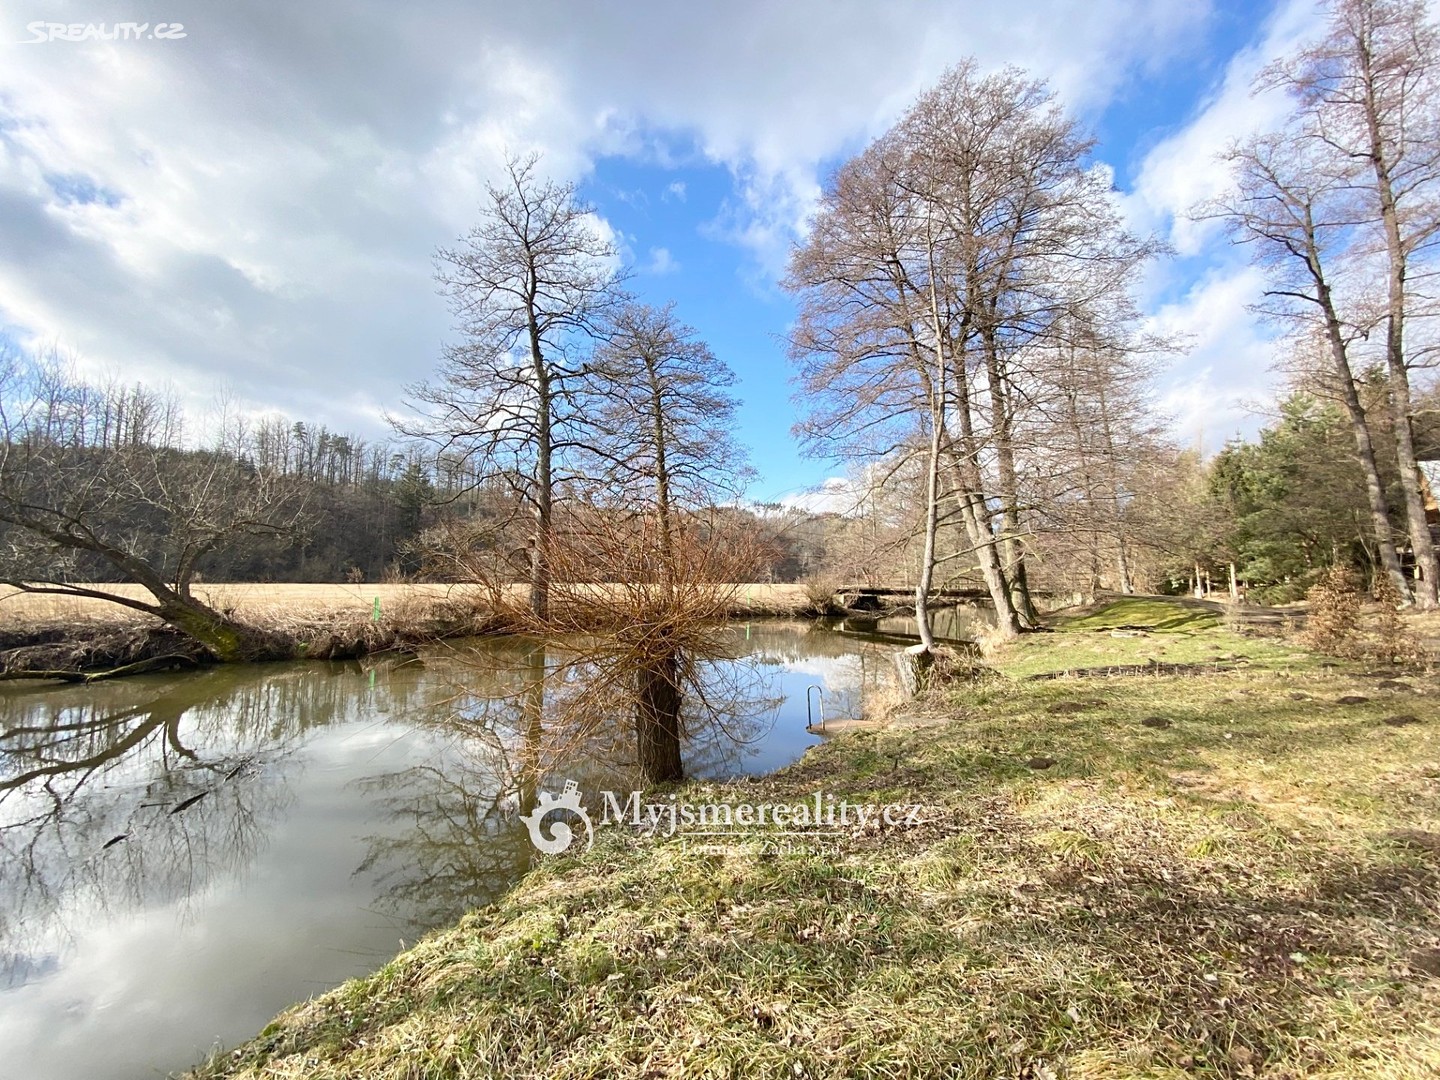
[786,62,1166,658]
[1208,0,1440,608]
[6,0,1439,696]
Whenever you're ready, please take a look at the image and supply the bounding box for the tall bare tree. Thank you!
[400,154,621,619]
[787,133,994,656]
[898,63,1160,622]
[1210,132,1411,597]
[1267,0,1440,605]
[789,63,1160,645]
[579,301,750,563]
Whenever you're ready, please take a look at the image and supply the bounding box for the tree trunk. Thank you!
[1313,273,1411,599]
[518,642,546,816]
[1388,386,1438,607]
[155,597,292,661]
[1116,542,1134,595]
[635,651,683,783]
[941,367,1023,639]
[1360,26,1440,608]
[982,327,1038,626]
[1096,380,1134,595]
[914,415,942,655]
[954,485,1023,638]
[529,321,553,621]
[645,353,675,577]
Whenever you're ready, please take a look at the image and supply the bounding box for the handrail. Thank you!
[805,684,825,732]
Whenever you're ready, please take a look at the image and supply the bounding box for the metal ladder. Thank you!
[805,684,825,732]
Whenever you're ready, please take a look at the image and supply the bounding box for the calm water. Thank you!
[0,622,892,1080]
[830,602,995,643]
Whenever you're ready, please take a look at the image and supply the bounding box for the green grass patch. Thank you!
[1050,596,1222,633]
[995,597,1311,680]
[190,601,1440,1080]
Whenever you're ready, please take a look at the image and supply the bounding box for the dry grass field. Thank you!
[0,582,814,629]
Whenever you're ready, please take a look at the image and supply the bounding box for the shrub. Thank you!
[1298,565,1363,656]
[800,574,843,616]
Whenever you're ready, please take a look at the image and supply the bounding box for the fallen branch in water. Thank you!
[0,653,204,683]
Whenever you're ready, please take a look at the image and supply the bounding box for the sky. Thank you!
[0,0,1340,506]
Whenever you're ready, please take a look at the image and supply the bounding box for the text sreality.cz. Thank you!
[22,23,186,43]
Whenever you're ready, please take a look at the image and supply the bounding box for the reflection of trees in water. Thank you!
[730,620,894,663]
[0,665,428,990]
[727,622,894,727]
[353,641,785,926]
[0,626,894,990]
[418,633,791,792]
[352,756,534,929]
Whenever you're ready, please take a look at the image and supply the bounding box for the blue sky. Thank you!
[0,0,1339,504]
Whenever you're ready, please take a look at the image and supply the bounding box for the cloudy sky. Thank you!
[0,0,1330,503]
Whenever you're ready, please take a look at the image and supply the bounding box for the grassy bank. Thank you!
[191,600,1439,1079]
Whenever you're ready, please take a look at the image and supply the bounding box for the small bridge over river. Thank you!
[837,586,994,611]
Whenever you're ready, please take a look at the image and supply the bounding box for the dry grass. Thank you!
[0,582,812,629]
[189,599,1440,1080]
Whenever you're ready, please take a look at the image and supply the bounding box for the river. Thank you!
[0,621,896,1080]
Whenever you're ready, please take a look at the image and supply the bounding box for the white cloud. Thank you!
[0,0,1218,439]
[777,476,865,515]
[1126,0,1321,255]
[644,246,679,275]
[1147,262,1282,451]
[664,180,687,202]
[1115,0,1352,454]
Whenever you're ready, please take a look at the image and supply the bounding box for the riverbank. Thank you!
[189,599,1440,1079]
[0,583,817,678]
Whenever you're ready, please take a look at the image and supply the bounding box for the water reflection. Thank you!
[0,673,309,991]
[0,622,895,1080]
[829,602,994,643]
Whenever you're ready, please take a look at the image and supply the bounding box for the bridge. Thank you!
[836,586,993,611]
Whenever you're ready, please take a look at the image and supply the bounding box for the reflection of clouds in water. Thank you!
[0,626,894,1080]
[777,654,864,683]
[770,654,880,723]
[0,714,450,1080]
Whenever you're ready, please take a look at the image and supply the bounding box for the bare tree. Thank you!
[786,132,984,658]
[897,63,1160,622]
[399,153,621,619]
[0,356,302,665]
[1208,131,1411,597]
[789,63,1161,645]
[1266,0,1440,605]
[578,301,751,562]
[524,508,766,783]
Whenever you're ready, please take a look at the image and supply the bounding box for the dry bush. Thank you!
[974,620,1019,659]
[928,643,995,684]
[1297,565,1428,666]
[1298,565,1364,656]
[431,504,771,783]
[1370,573,1428,666]
[799,574,843,616]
